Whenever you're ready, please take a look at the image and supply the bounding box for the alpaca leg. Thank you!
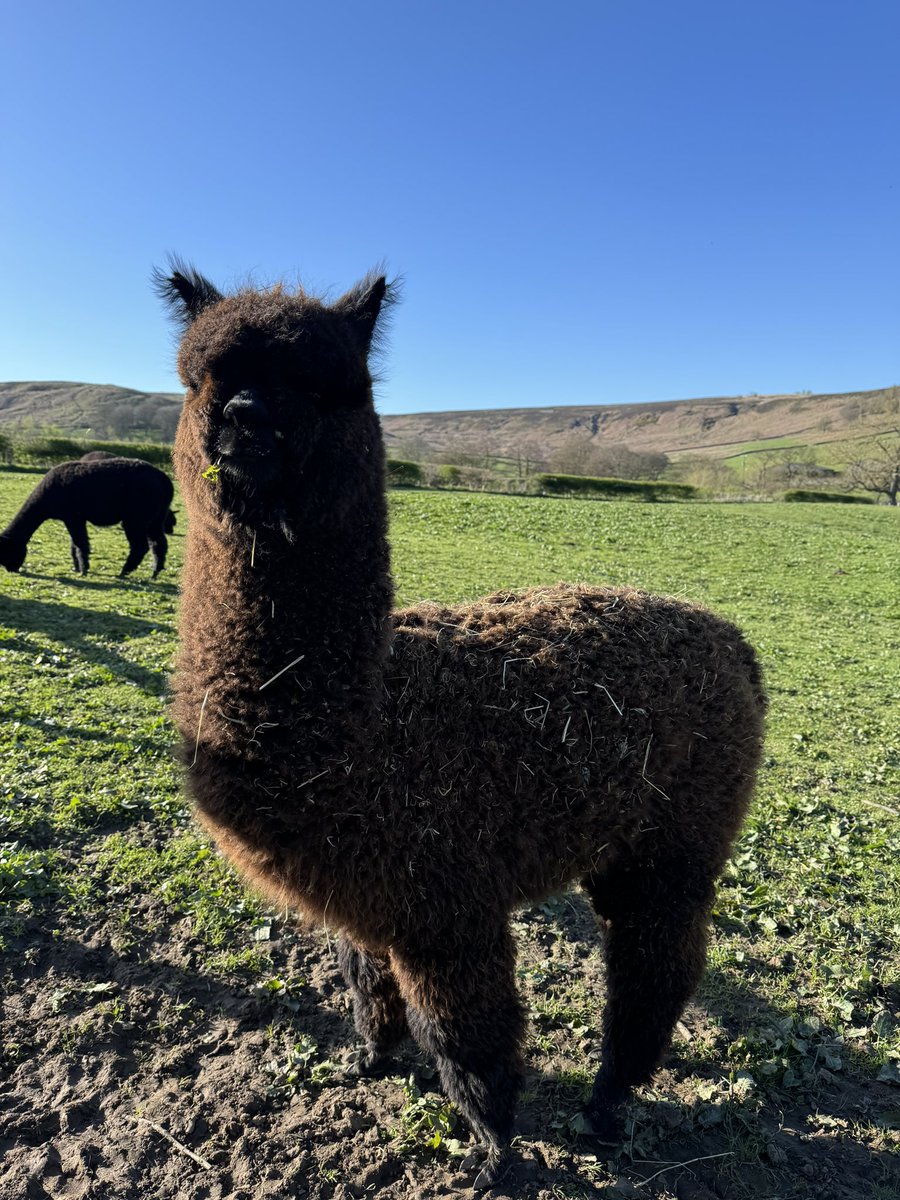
[391,925,525,1187]
[64,519,90,575]
[337,937,408,1072]
[582,861,713,1138]
[119,521,149,576]
[147,529,168,578]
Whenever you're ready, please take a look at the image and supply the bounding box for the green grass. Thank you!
[723,435,816,458]
[391,490,900,1077]
[723,428,899,475]
[1,468,898,1173]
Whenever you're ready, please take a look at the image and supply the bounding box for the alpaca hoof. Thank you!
[584,1072,627,1144]
[581,1103,623,1145]
[344,1044,389,1078]
[469,1148,511,1191]
[580,1089,624,1142]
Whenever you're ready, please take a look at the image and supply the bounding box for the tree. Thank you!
[513,439,546,479]
[549,434,599,476]
[549,436,669,480]
[751,447,819,493]
[668,455,737,494]
[389,436,433,464]
[845,433,900,505]
[436,439,493,469]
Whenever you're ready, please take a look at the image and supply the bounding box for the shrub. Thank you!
[12,436,172,470]
[532,474,698,502]
[14,436,84,465]
[436,464,464,486]
[385,459,423,487]
[782,489,874,505]
[11,439,172,470]
[79,440,172,468]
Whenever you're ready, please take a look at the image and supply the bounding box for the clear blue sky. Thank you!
[1,1,897,415]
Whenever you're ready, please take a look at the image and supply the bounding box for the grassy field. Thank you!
[1,470,898,1199]
[722,429,899,484]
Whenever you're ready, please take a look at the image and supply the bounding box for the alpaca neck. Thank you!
[177,494,393,780]
[2,491,48,543]
[177,492,398,935]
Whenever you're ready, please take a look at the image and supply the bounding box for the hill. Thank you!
[0,381,182,442]
[381,385,900,467]
[0,380,897,467]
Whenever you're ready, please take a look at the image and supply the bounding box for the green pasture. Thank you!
[721,435,814,459]
[1,470,899,1187]
[723,428,898,477]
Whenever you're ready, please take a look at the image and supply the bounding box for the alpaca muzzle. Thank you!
[217,390,280,469]
[223,389,271,431]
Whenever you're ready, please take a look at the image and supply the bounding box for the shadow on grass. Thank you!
[22,569,180,596]
[518,889,899,1198]
[0,594,171,692]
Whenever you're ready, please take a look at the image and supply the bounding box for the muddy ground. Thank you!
[1,823,898,1200]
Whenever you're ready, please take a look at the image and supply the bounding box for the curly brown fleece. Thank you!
[159,263,766,1187]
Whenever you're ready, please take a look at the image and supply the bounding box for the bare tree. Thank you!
[550,434,599,476]
[389,437,433,464]
[594,444,669,480]
[514,439,546,479]
[437,439,494,469]
[845,432,900,505]
[550,436,669,480]
[751,447,811,493]
[668,455,738,493]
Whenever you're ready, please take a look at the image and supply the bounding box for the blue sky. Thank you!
[1,1,897,415]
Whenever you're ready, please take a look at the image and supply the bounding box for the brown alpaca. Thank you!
[158,263,766,1188]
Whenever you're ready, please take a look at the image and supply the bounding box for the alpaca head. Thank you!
[0,535,26,573]
[156,262,395,535]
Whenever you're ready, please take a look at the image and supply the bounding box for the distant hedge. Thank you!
[385,459,424,487]
[782,489,874,505]
[533,473,698,501]
[11,437,172,470]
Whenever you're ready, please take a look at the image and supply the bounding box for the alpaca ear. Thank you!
[152,259,223,328]
[335,273,395,355]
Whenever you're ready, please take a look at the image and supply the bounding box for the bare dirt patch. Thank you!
[2,831,896,1200]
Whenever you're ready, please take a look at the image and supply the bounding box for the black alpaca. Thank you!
[0,458,173,577]
[80,452,177,532]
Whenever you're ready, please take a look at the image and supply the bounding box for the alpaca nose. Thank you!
[223,390,272,431]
